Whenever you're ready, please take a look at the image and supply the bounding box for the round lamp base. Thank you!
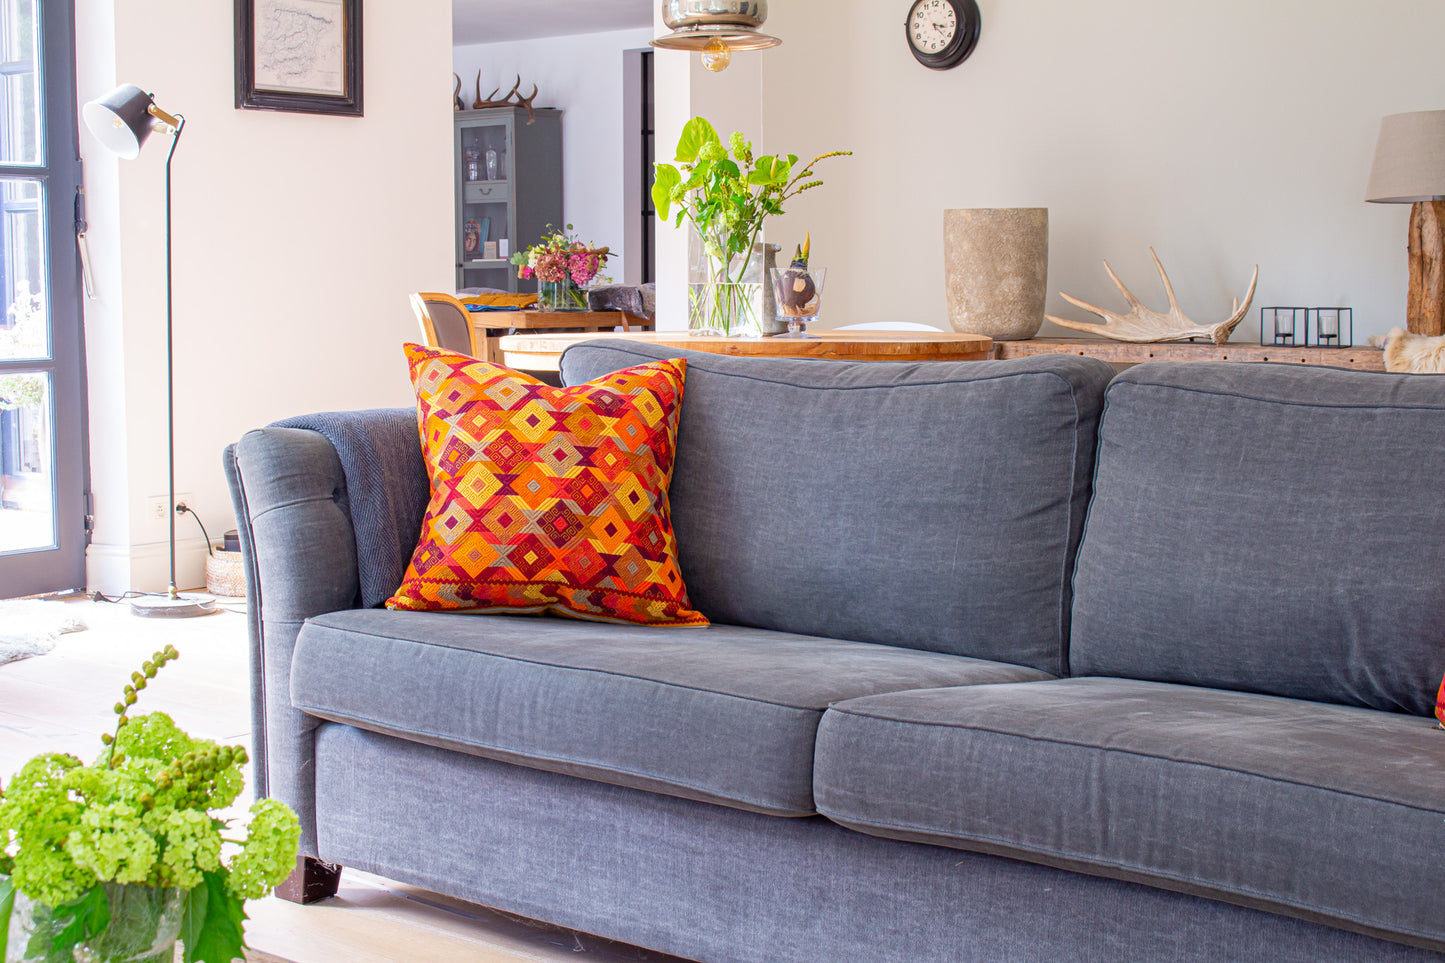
[130,593,219,619]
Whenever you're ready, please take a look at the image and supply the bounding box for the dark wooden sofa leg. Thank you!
[274,856,343,904]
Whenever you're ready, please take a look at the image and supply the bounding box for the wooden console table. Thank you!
[497,331,994,371]
[994,338,1386,371]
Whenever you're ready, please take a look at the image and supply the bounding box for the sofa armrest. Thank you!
[226,427,361,857]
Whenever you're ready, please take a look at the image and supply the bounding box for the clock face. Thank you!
[905,0,981,70]
[909,0,957,55]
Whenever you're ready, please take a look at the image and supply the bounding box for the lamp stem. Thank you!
[1408,200,1445,336]
[164,117,185,598]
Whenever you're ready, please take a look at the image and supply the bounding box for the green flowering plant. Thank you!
[0,646,300,963]
[651,117,848,334]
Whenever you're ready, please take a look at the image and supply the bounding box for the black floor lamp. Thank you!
[82,84,215,618]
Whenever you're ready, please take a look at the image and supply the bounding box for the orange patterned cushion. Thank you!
[387,343,707,627]
[1437,674,1444,728]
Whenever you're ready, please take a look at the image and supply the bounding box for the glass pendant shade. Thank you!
[652,0,781,52]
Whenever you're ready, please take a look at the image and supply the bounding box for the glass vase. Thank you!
[8,884,185,963]
[689,275,763,338]
[536,278,587,312]
[687,227,771,338]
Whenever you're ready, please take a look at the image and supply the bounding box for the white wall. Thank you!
[454,27,654,284]
[77,0,455,594]
[732,0,1445,340]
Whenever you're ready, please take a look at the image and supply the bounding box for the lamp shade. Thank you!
[1365,109,1445,204]
[652,0,781,51]
[82,83,158,160]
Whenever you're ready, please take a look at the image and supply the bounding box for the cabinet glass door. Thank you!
[456,116,513,291]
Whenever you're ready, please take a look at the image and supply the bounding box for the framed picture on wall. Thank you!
[234,0,363,116]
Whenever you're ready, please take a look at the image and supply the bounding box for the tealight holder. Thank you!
[1308,307,1352,348]
[1260,307,1305,347]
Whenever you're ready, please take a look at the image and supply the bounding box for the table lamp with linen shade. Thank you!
[82,83,215,618]
[1366,109,1445,336]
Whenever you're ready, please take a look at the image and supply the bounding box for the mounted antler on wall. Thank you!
[1046,248,1259,344]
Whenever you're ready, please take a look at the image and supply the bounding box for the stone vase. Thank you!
[943,208,1048,341]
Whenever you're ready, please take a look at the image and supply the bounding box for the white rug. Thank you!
[0,599,87,665]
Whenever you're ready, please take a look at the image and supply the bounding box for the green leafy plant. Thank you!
[652,117,849,334]
[1,286,47,411]
[0,647,300,963]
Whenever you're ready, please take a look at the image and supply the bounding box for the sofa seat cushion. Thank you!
[290,609,1052,817]
[814,677,1445,950]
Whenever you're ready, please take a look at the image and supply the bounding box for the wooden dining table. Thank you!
[496,330,995,371]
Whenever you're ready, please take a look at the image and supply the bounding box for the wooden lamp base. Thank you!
[1407,199,1445,336]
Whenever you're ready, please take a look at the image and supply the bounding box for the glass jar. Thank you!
[9,884,185,963]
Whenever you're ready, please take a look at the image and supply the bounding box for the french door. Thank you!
[0,0,85,598]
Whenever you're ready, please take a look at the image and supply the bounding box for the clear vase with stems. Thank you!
[537,278,588,312]
[690,226,765,337]
[8,883,184,963]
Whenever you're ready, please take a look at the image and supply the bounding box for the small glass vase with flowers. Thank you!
[510,225,610,312]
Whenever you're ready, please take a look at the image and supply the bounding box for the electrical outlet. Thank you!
[145,493,194,522]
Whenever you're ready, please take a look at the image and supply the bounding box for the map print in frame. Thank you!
[255,0,345,96]
[235,0,363,116]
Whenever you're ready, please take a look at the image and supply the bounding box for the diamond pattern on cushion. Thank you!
[387,344,706,627]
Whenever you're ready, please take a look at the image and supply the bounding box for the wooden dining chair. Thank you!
[411,292,482,358]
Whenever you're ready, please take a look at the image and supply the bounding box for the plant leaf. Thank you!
[746,155,791,186]
[51,884,109,951]
[182,871,247,963]
[0,875,13,962]
[674,116,720,163]
[651,164,681,221]
[180,883,208,960]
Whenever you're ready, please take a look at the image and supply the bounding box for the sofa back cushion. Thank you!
[561,342,1113,674]
[1071,362,1445,716]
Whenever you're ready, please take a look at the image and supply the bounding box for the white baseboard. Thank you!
[86,536,211,597]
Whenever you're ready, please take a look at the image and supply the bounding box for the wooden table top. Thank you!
[498,330,995,371]
[995,337,1386,371]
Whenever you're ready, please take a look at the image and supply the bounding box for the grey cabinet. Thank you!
[454,106,563,292]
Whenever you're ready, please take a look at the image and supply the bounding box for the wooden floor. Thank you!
[0,598,685,963]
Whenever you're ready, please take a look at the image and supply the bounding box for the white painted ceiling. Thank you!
[453,0,653,46]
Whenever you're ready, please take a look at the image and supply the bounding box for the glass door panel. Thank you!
[0,370,51,553]
[0,0,39,166]
[0,0,82,597]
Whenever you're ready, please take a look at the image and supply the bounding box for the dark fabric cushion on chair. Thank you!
[560,343,1114,676]
[1070,362,1445,715]
[814,677,1445,952]
[290,609,1052,817]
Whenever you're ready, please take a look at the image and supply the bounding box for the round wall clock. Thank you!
[905,0,981,70]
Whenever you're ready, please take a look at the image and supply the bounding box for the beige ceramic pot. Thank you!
[943,208,1048,341]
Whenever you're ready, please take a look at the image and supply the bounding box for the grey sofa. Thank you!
[225,341,1445,962]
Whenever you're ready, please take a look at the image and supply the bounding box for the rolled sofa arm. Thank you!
[225,428,360,856]
[226,407,426,857]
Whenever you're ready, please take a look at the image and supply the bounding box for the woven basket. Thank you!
[205,549,247,598]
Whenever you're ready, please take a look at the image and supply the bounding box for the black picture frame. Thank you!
[235,0,363,116]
